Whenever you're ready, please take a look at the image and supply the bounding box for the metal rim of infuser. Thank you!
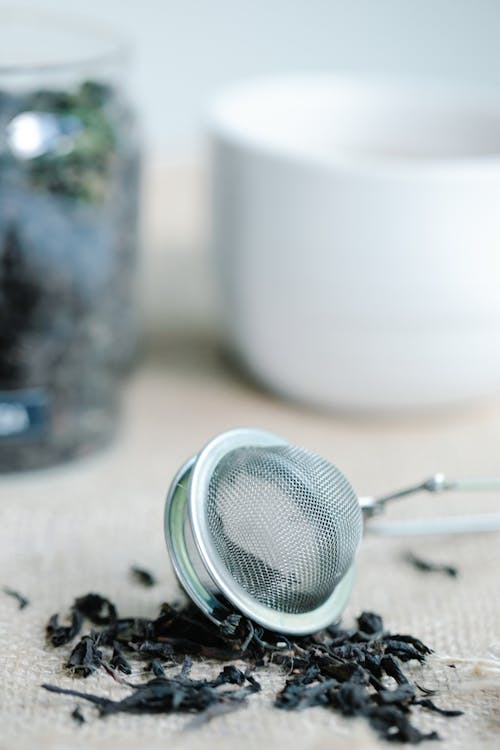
[164,428,363,635]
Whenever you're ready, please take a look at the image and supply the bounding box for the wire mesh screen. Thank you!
[206,445,363,614]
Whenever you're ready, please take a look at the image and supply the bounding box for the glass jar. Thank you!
[0,11,140,471]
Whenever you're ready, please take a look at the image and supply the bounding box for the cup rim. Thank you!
[0,7,130,76]
[207,73,500,176]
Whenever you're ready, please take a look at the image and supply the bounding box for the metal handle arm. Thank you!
[359,474,500,533]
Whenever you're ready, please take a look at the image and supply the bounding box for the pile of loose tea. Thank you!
[40,577,463,743]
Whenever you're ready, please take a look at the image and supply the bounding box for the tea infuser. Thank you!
[164,428,500,636]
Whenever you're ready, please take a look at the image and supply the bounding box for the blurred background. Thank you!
[21,0,500,342]
[23,0,500,159]
[15,0,498,349]
[3,0,500,467]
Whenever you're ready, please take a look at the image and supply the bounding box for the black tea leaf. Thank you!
[404,552,458,578]
[3,586,29,609]
[130,567,157,587]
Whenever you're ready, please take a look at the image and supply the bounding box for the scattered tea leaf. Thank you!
[42,666,261,717]
[149,659,166,678]
[110,641,132,675]
[71,705,85,725]
[130,567,156,588]
[369,705,440,744]
[67,635,103,677]
[404,552,458,578]
[47,609,83,647]
[357,611,384,636]
[3,586,29,609]
[74,593,117,625]
[415,698,464,717]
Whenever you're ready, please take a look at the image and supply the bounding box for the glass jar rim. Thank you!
[0,7,130,75]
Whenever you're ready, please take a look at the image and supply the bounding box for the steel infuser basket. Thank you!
[165,428,500,636]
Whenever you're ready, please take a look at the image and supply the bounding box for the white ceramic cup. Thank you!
[208,75,500,411]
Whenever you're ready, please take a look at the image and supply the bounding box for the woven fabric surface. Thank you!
[1,349,499,750]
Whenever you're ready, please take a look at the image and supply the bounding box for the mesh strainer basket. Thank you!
[164,428,363,635]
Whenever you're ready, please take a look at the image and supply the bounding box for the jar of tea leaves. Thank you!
[0,12,140,471]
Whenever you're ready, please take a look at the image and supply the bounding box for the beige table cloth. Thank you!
[1,165,499,749]
[1,340,500,750]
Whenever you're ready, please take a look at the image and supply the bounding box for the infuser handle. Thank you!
[359,474,500,534]
[365,513,500,536]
